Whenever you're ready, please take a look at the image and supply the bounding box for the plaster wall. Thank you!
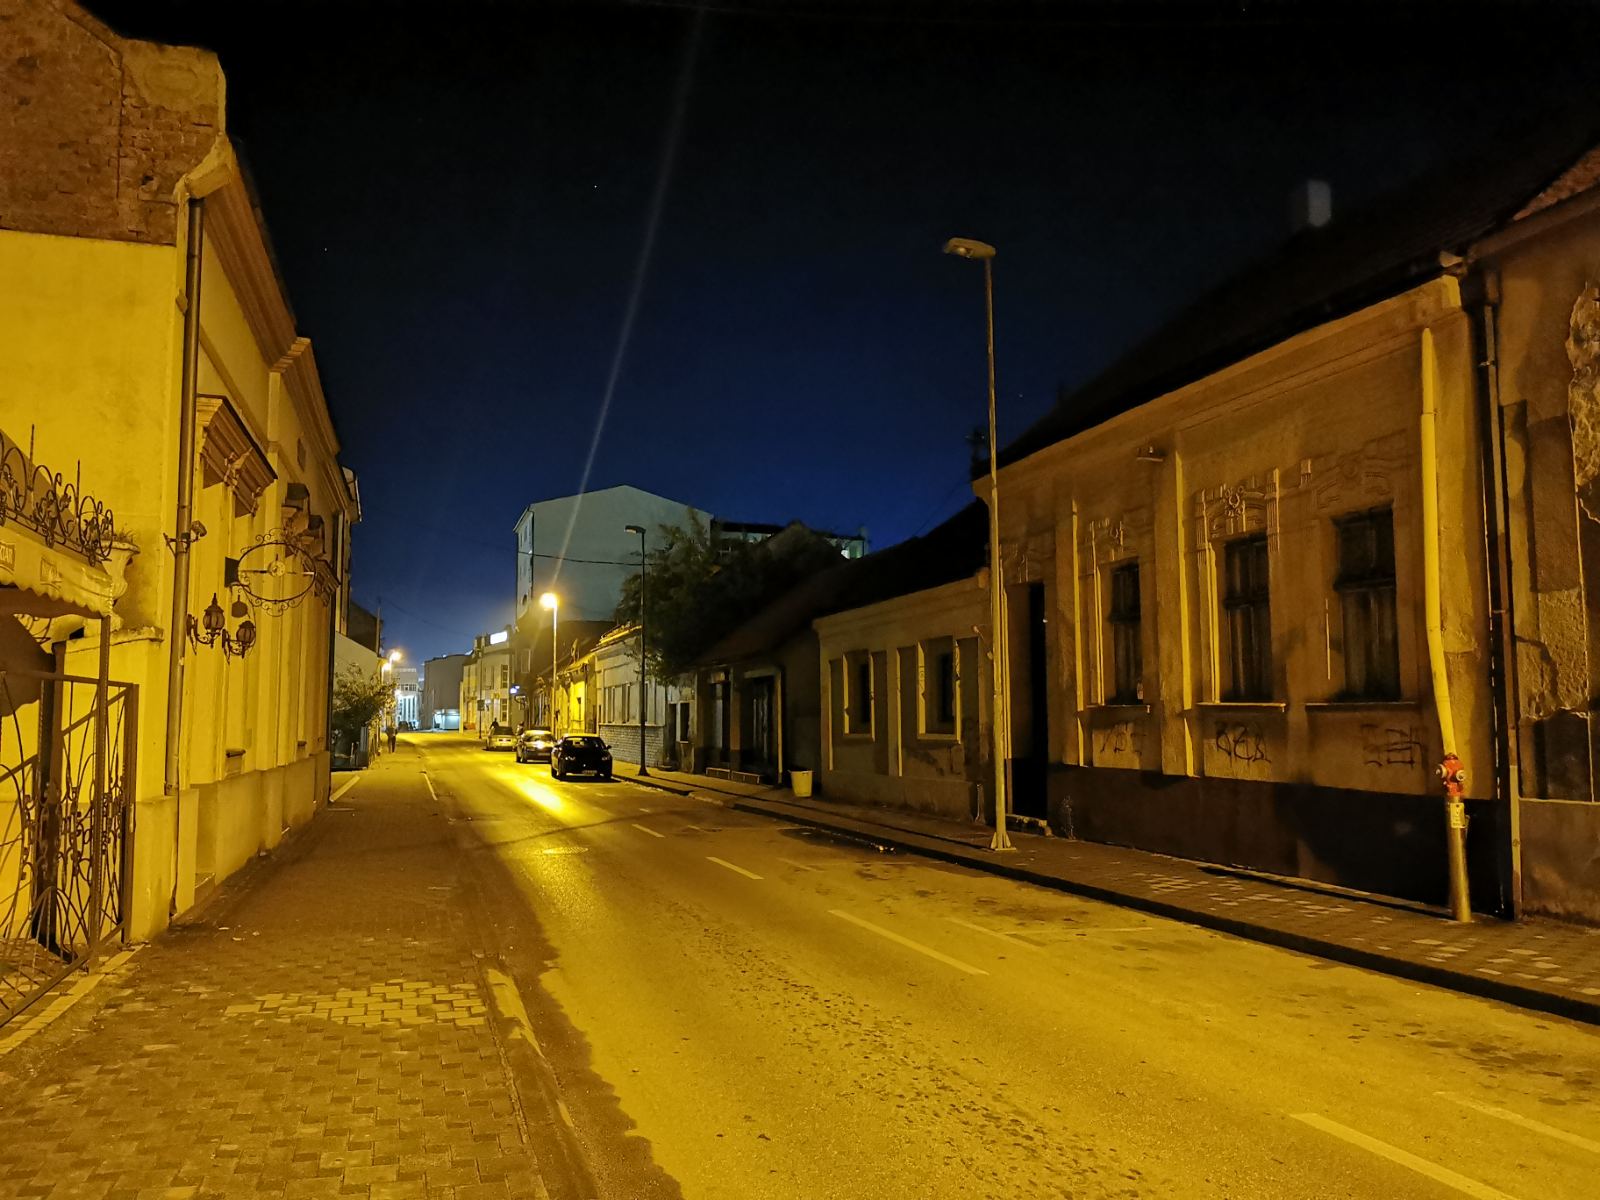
[818,578,987,818]
[993,279,1503,907]
[1485,207,1600,919]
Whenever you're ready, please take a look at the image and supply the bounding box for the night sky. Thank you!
[91,0,1600,663]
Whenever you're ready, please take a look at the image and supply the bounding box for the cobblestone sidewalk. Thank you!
[614,761,1600,1025]
[0,749,551,1200]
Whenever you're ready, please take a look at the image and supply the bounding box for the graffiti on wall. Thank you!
[1213,721,1269,765]
[1094,721,1142,758]
[1360,724,1425,769]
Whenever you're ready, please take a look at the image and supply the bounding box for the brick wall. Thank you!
[599,723,669,768]
[0,0,223,244]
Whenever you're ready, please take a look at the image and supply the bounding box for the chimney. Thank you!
[1289,179,1333,233]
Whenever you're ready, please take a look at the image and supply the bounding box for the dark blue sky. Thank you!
[96,1,1600,662]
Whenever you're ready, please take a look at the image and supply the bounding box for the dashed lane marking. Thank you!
[1435,1091,1600,1155]
[777,858,820,872]
[946,916,1035,948]
[632,823,666,838]
[330,775,361,804]
[829,910,988,976]
[421,772,439,803]
[1291,1113,1519,1200]
[707,856,763,880]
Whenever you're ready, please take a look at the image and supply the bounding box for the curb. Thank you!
[721,797,1600,1029]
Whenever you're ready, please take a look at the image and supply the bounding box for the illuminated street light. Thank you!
[540,592,559,733]
[944,235,1013,853]
[625,524,649,777]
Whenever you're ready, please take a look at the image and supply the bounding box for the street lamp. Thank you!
[944,235,1014,852]
[625,524,649,777]
[540,592,559,733]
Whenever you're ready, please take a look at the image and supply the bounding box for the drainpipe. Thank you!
[1420,325,1473,922]
[164,197,204,912]
[1469,270,1523,917]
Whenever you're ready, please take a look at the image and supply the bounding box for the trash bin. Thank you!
[790,769,814,798]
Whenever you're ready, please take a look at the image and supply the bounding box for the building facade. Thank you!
[421,653,467,731]
[0,0,357,943]
[817,577,988,820]
[460,632,513,734]
[392,665,419,729]
[514,486,709,624]
[982,134,1600,921]
[557,625,686,767]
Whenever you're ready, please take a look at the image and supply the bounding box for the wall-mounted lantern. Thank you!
[188,592,256,660]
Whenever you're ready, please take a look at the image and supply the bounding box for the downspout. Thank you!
[1469,269,1523,917]
[1420,324,1473,922]
[164,197,204,914]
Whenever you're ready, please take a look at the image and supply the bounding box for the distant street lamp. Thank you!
[540,592,559,733]
[625,524,650,777]
[944,235,1014,853]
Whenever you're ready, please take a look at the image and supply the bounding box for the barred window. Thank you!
[1222,534,1273,701]
[1108,560,1142,704]
[1335,508,1399,699]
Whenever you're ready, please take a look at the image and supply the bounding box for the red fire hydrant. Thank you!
[1437,752,1471,922]
[1437,752,1466,799]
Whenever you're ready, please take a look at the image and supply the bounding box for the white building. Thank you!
[514,485,710,624]
[392,665,419,729]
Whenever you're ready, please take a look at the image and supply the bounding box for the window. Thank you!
[845,653,873,736]
[1107,560,1142,704]
[500,664,508,690]
[1335,508,1399,699]
[1222,534,1272,701]
[919,638,957,736]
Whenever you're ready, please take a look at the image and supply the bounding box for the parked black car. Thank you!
[516,728,556,763]
[551,735,613,781]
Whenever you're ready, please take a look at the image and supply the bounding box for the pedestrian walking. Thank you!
[386,724,397,754]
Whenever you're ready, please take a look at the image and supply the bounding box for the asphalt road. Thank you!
[414,733,1600,1200]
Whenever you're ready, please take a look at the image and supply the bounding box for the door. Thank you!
[1009,582,1050,819]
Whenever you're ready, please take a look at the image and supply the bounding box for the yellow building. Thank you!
[0,0,357,957]
[981,132,1600,921]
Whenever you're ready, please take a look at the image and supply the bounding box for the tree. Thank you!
[614,513,843,680]
[331,665,393,747]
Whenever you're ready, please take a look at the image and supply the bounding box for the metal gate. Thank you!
[0,666,135,1029]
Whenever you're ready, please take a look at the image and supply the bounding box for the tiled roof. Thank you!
[1001,115,1600,469]
[696,502,987,666]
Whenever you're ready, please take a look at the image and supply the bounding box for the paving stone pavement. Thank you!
[614,760,1600,1024]
[0,750,551,1200]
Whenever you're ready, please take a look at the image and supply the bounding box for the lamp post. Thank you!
[625,524,650,777]
[944,236,1013,853]
[540,592,559,733]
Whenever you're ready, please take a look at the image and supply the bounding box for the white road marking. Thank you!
[707,856,763,880]
[947,917,1035,948]
[420,772,438,803]
[541,847,589,855]
[830,910,988,976]
[778,858,820,872]
[1436,1091,1600,1155]
[331,776,361,804]
[632,823,666,838]
[638,807,654,814]
[1291,1113,1520,1200]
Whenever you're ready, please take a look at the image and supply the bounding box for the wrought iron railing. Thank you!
[0,667,135,1028]
[0,430,115,564]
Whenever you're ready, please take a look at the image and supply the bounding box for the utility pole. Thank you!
[945,236,1014,852]
[626,524,649,776]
